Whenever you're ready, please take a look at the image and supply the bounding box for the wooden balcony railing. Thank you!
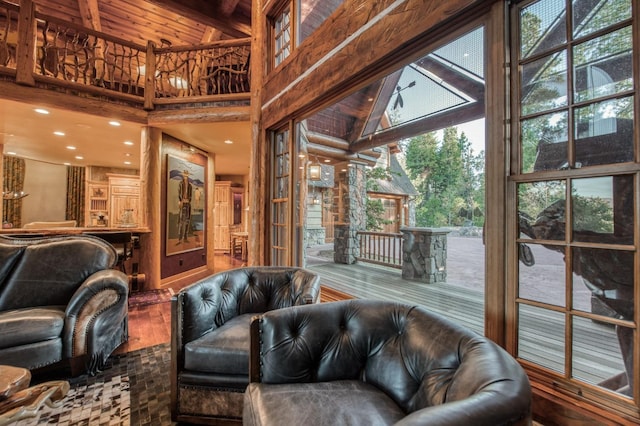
[0,1,18,70]
[0,0,250,109]
[356,231,403,269]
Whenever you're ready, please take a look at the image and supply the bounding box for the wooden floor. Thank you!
[114,253,246,354]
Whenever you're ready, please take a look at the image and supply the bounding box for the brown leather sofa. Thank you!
[244,299,532,426]
[0,235,129,376]
[171,266,321,425]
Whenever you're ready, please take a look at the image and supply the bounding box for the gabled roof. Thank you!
[370,154,418,198]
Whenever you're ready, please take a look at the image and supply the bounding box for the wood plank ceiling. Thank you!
[31,0,251,48]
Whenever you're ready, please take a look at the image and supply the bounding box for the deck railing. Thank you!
[0,0,250,109]
[356,231,403,269]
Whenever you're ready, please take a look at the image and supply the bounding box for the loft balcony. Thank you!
[0,0,250,111]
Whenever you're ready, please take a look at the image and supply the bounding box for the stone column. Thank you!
[333,163,366,264]
[401,227,451,283]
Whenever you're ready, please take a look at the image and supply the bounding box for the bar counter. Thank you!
[0,226,151,236]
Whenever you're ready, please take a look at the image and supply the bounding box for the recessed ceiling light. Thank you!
[6,151,16,155]
[34,108,49,114]
[125,153,131,157]
[63,162,71,166]
[66,146,76,150]
[224,139,234,144]
[109,121,121,127]
[324,159,331,163]
[75,155,84,160]
[124,161,131,165]
[54,131,65,136]
[124,141,134,146]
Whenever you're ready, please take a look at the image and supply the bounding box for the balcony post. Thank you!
[400,227,451,283]
[15,0,36,86]
[144,41,156,110]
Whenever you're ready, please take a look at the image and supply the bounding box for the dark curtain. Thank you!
[66,166,85,225]
[2,156,25,228]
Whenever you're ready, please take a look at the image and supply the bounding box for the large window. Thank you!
[511,0,637,411]
[272,5,292,68]
[270,0,345,70]
[270,128,291,265]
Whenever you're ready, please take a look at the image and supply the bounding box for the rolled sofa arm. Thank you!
[291,269,321,304]
[63,269,129,374]
[395,390,532,426]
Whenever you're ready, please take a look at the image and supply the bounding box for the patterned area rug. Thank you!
[128,289,174,308]
[25,343,173,425]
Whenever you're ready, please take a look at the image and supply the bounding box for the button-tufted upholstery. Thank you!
[171,266,320,425]
[244,299,532,426]
[0,235,129,376]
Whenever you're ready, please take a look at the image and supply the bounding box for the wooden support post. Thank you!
[15,0,36,86]
[144,41,156,111]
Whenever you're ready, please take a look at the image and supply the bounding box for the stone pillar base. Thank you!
[401,227,450,283]
[334,224,358,264]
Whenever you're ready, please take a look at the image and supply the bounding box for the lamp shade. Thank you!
[308,164,321,180]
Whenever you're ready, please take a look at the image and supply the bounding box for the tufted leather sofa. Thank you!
[244,299,532,426]
[171,266,321,425]
[0,235,129,376]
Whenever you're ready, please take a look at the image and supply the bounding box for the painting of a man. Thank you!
[167,155,205,255]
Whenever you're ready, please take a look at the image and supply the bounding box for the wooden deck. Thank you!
[312,261,485,333]
[309,258,627,390]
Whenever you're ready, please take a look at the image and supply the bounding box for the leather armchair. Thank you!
[0,235,129,376]
[171,266,320,425]
[244,299,532,426]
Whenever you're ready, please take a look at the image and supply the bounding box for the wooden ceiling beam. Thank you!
[143,0,251,37]
[415,55,485,101]
[77,0,102,32]
[201,27,223,43]
[358,69,402,139]
[350,101,485,153]
[147,106,250,125]
[218,0,242,17]
[307,142,378,166]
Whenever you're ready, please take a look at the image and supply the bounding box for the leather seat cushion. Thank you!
[244,380,405,426]
[0,307,65,349]
[184,313,252,375]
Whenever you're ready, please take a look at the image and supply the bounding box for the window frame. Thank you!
[268,0,295,72]
[508,0,640,416]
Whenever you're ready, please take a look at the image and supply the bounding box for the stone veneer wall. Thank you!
[334,163,366,264]
[306,227,326,246]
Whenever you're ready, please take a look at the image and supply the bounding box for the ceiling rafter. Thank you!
[350,101,485,153]
[77,0,101,31]
[201,27,223,43]
[143,0,251,38]
[358,70,403,139]
[415,55,485,101]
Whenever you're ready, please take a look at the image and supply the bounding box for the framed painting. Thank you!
[166,154,205,255]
